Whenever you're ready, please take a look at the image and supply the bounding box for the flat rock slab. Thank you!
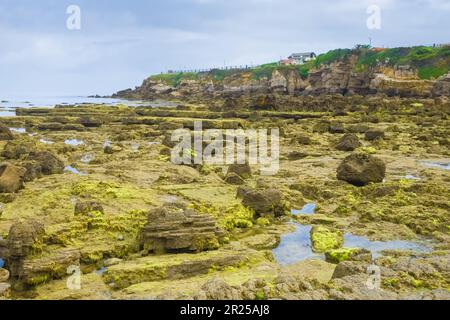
[103,248,267,289]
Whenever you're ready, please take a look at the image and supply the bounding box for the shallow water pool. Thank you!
[272,223,432,266]
[421,161,450,170]
[65,139,85,146]
[291,203,316,216]
[64,166,87,176]
[344,234,432,258]
[272,224,323,265]
[10,127,26,134]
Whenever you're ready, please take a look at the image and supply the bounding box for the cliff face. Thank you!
[115,55,450,99]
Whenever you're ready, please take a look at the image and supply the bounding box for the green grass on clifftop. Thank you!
[355,46,450,79]
[148,45,450,85]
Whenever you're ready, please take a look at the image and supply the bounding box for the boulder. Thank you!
[227,163,252,179]
[74,201,104,216]
[0,124,14,141]
[0,163,26,193]
[365,129,385,141]
[139,203,224,253]
[336,134,362,151]
[241,188,286,217]
[26,151,65,175]
[310,226,344,253]
[224,172,246,185]
[337,153,386,186]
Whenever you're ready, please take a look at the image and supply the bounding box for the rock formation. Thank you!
[0,163,26,193]
[6,220,45,279]
[139,203,224,253]
[336,134,362,151]
[241,188,287,218]
[310,226,344,253]
[337,153,386,186]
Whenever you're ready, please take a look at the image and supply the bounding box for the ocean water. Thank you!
[0,96,176,117]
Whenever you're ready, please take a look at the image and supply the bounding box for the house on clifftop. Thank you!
[288,52,317,64]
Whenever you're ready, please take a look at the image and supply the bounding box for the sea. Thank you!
[0,96,176,117]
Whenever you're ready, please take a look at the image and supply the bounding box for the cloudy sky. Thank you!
[0,0,449,96]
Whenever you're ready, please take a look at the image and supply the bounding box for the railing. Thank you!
[166,64,258,74]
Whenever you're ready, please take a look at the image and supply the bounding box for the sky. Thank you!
[0,0,449,96]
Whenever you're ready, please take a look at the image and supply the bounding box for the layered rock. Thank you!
[6,220,45,278]
[20,249,80,286]
[139,203,224,253]
[433,72,450,96]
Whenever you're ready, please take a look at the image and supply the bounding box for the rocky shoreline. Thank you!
[0,92,449,300]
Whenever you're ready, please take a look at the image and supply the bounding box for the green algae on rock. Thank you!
[310,226,344,253]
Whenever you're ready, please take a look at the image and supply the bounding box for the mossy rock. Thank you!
[310,226,344,253]
[325,248,371,264]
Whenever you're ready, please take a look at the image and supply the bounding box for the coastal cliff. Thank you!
[114,46,450,100]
